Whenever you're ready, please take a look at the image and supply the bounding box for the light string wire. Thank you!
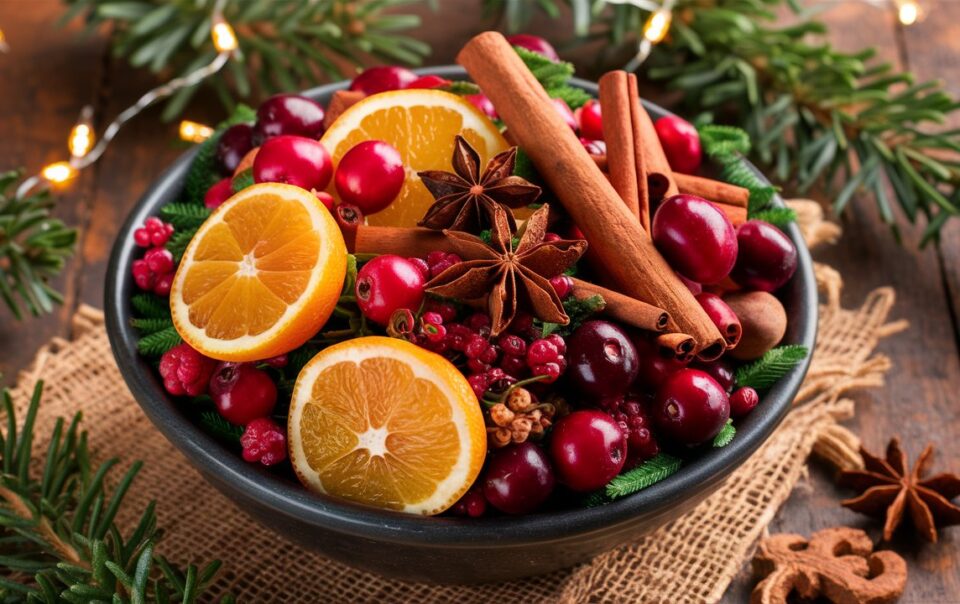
[12,0,237,199]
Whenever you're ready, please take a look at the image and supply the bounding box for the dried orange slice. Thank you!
[288,336,486,515]
[170,183,347,362]
[320,89,509,228]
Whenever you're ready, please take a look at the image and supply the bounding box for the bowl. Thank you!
[104,65,817,584]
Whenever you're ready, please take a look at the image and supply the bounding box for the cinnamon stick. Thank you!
[712,203,747,227]
[599,72,641,219]
[457,33,724,360]
[675,173,750,208]
[571,278,670,333]
[656,332,695,362]
[352,225,452,258]
[323,90,365,130]
[628,72,678,212]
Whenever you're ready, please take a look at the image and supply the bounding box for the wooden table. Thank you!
[1,2,957,601]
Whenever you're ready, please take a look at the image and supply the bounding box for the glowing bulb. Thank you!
[69,108,95,159]
[643,9,672,44]
[42,162,77,184]
[0,28,8,52]
[898,1,919,24]
[179,120,214,143]
[211,18,238,53]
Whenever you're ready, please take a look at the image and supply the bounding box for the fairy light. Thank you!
[621,0,678,72]
[211,17,238,53]
[41,162,77,184]
[179,120,214,143]
[896,0,920,24]
[68,106,95,159]
[642,8,672,44]
[0,28,8,53]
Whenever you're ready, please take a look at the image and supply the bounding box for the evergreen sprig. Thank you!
[0,171,77,320]
[487,0,960,243]
[604,453,682,500]
[712,419,736,448]
[0,382,229,602]
[514,46,591,109]
[159,204,211,230]
[539,294,604,337]
[735,344,809,390]
[61,0,431,120]
[198,412,244,444]
[136,327,182,357]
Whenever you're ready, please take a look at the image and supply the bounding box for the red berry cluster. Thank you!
[597,394,660,468]
[132,218,176,296]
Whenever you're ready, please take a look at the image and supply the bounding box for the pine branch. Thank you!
[604,453,682,500]
[0,382,227,601]
[712,419,736,447]
[539,294,604,337]
[136,327,182,357]
[131,293,170,319]
[197,412,243,444]
[159,203,211,229]
[61,0,431,120]
[514,46,591,109]
[736,344,809,390]
[0,170,77,320]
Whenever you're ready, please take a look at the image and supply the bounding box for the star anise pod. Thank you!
[838,437,960,542]
[417,135,541,232]
[426,203,586,336]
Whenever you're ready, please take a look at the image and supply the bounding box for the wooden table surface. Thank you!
[1,2,957,601]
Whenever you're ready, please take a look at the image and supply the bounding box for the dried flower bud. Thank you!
[489,403,515,427]
[511,417,533,434]
[506,387,533,412]
[488,426,512,448]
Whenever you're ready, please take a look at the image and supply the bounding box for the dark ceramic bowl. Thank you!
[105,66,817,584]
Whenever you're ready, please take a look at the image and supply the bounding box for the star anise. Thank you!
[417,135,541,232]
[426,203,586,336]
[838,437,960,542]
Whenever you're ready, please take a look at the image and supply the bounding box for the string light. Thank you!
[211,16,238,53]
[642,8,672,44]
[69,106,95,159]
[179,120,214,143]
[0,28,8,53]
[41,162,77,185]
[621,0,677,72]
[895,0,921,24]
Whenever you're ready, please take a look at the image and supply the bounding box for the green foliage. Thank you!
[184,104,254,205]
[167,228,198,263]
[130,316,174,335]
[231,169,255,194]
[712,419,736,448]
[159,203,211,229]
[514,46,591,109]
[131,293,170,319]
[0,171,77,320]
[136,326,182,357]
[540,294,604,337]
[61,0,431,120]
[198,412,244,443]
[699,124,786,220]
[0,382,227,601]
[604,453,682,500]
[750,206,798,228]
[736,344,809,390]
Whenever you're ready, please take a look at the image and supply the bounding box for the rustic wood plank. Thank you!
[0,1,106,381]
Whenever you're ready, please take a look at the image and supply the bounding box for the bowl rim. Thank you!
[104,65,817,547]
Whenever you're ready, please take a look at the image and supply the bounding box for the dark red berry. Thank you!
[479,344,499,365]
[334,140,405,214]
[209,362,278,425]
[549,274,574,299]
[545,333,566,355]
[467,357,491,374]
[549,410,627,492]
[355,255,426,325]
[506,34,560,61]
[407,257,430,280]
[482,442,555,514]
[153,273,173,297]
[334,203,364,237]
[253,94,325,144]
[598,394,660,468]
[131,259,155,291]
[204,177,234,209]
[652,194,737,285]
[216,123,254,174]
[498,334,527,357]
[500,354,527,378]
[532,362,561,384]
[240,418,288,466]
[427,251,462,279]
[468,373,490,399]
[253,135,333,191]
[652,368,730,446]
[696,292,742,347]
[466,93,497,119]
[144,247,174,274]
[314,190,335,211]
[692,358,736,392]
[654,115,702,174]
[465,335,488,359]
[730,386,759,417]
[349,66,418,95]
[464,312,491,334]
[447,323,472,351]
[730,220,798,292]
[134,217,174,248]
[633,336,687,391]
[405,74,450,89]
[509,313,535,338]
[424,299,457,323]
[450,486,487,517]
[158,343,215,397]
[578,100,604,140]
[552,98,577,131]
[566,320,639,397]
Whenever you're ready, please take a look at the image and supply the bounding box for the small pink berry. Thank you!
[241,418,288,466]
[144,247,174,275]
[407,257,431,280]
[131,259,155,291]
[204,177,234,209]
[527,339,559,366]
[159,343,216,397]
[468,373,490,399]
[153,273,173,297]
[532,362,561,383]
[549,274,573,299]
[313,190,335,211]
[730,386,760,417]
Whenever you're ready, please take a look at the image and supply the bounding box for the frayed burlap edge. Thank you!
[8,200,907,603]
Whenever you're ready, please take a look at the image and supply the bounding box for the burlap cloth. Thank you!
[8,201,907,603]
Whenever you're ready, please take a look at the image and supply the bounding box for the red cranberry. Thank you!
[204,177,234,209]
[253,135,333,191]
[692,358,736,392]
[654,115,702,174]
[349,66,418,95]
[567,320,639,397]
[730,387,759,417]
[405,74,450,89]
[506,34,560,61]
[158,343,216,397]
[209,362,278,425]
[314,190,335,211]
[450,486,487,517]
[580,138,607,156]
[652,369,730,446]
[552,98,577,131]
[498,334,527,357]
[240,418,287,466]
[652,194,737,284]
[633,336,686,391]
[334,140,405,214]
[253,94,325,144]
[468,373,490,399]
[545,333,566,355]
[144,247,174,275]
[355,255,426,325]
[153,273,173,297]
[526,338,559,366]
[695,292,742,347]
[578,100,604,140]
[134,217,174,248]
[131,260,155,291]
[676,273,702,296]
[598,394,660,468]
[730,220,798,292]
[216,123,254,174]
[466,93,497,119]
[550,274,573,299]
[549,410,627,491]
[262,354,289,368]
[482,442,555,514]
[500,354,527,378]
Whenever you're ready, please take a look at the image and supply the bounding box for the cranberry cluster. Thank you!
[131,218,176,296]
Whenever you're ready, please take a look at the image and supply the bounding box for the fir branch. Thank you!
[198,412,243,444]
[0,382,227,601]
[736,344,809,390]
[514,46,591,109]
[136,327,182,357]
[749,206,798,228]
[539,294,605,337]
[0,170,77,320]
[712,419,736,448]
[183,104,255,205]
[231,169,254,194]
[604,454,682,500]
[159,203,211,229]
[166,228,198,263]
[130,317,174,335]
[130,293,170,319]
[698,124,752,158]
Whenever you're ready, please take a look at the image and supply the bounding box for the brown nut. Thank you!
[723,291,787,360]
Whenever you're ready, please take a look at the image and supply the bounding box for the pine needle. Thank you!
[712,420,736,448]
[736,344,809,390]
[605,454,682,500]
